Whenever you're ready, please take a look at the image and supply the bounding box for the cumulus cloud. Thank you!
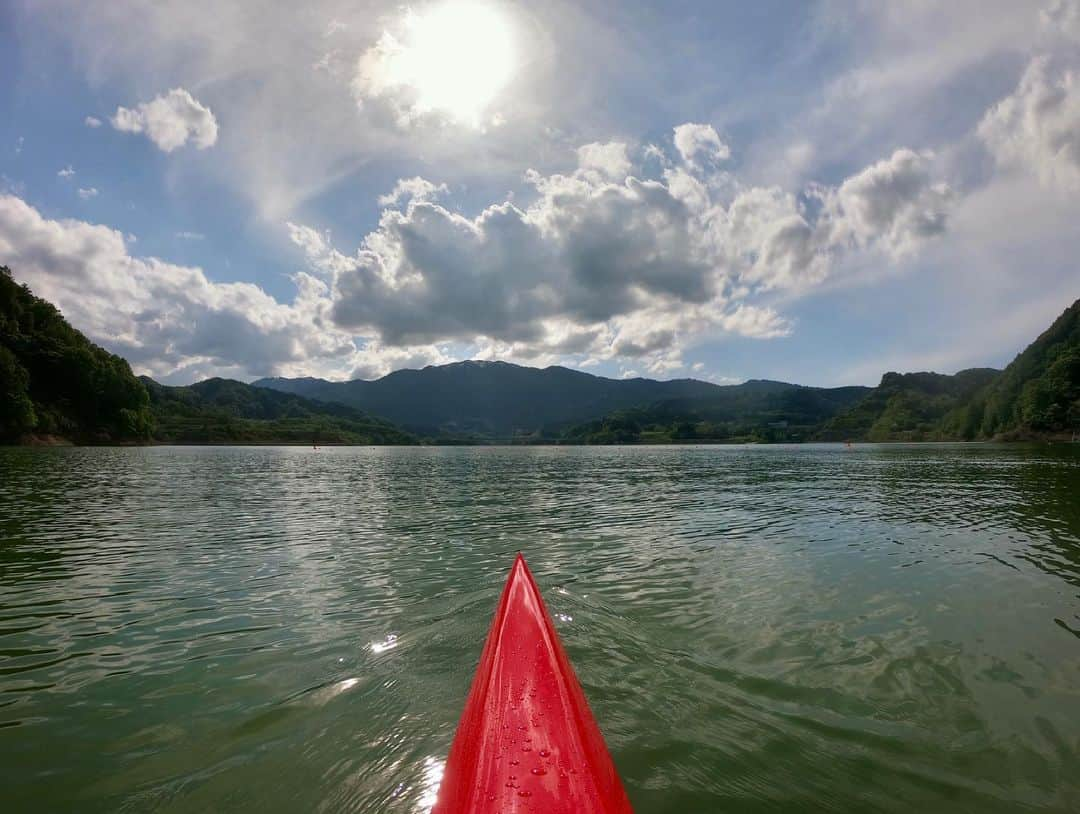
[576,142,631,179]
[823,148,951,257]
[77,187,98,199]
[58,165,75,178]
[348,341,452,380]
[0,120,952,383]
[978,56,1080,188]
[111,88,219,152]
[84,116,102,128]
[377,176,449,207]
[673,123,730,166]
[288,126,948,373]
[0,194,352,381]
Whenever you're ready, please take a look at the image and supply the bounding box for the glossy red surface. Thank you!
[432,554,634,813]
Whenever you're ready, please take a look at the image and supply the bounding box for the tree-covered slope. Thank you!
[820,298,1079,441]
[255,360,725,437]
[560,380,871,443]
[0,266,152,442]
[946,298,1080,439]
[144,377,418,445]
[817,368,1001,441]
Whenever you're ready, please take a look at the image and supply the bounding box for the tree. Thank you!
[0,345,36,437]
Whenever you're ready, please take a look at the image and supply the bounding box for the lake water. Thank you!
[1,444,1079,812]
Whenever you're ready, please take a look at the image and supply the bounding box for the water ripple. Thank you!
[0,443,1079,812]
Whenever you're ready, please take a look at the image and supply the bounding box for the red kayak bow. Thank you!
[432,554,633,813]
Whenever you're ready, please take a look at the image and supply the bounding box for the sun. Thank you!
[386,1,516,125]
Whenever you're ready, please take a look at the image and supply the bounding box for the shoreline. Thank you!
[4,437,1076,449]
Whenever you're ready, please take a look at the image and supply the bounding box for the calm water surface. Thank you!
[1,444,1079,812]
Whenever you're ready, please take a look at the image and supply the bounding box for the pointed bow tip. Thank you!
[511,551,529,573]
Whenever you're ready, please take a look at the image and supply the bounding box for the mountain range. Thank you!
[2,264,1077,445]
[255,299,1080,443]
[255,363,776,438]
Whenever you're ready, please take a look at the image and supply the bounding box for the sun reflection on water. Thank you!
[416,755,445,812]
[369,633,399,654]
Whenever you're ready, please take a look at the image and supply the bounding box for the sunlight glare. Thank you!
[390,1,515,124]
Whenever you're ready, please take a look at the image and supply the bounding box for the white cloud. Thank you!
[58,165,75,178]
[377,176,449,207]
[978,56,1080,188]
[84,115,102,128]
[576,142,631,179]
[348,342,451,380]
[175,231,205,240]
[324,19,347,38]
[287,131,947,374]
[717,304,792,339]
[0,194,354,382]
[1042,0,1080,42]
[111,88,218,152]
[673,123,730,166]
[77,187,98,199]
[823,148,952,258]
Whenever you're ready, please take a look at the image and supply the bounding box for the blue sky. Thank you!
[1,0,1078,386]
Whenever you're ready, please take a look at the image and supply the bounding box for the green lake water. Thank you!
[1,443,1079,812]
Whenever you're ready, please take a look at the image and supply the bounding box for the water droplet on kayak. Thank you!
[538,749,550,758]
[517,790,532,798]
[509,759,519,766]
[521,745,532,752]
[530,767,546,775]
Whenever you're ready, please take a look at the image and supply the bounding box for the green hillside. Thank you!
[819,298,1079,441]
[952,299,1080,439]
[561,381,871,444]
[144,377,418,445]
[0,266,152,443]
[817,369,1000,441]
[0,268,418,445]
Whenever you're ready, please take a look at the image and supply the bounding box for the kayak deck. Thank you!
[432,553,633,813]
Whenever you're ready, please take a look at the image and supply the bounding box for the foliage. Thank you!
[819,369,1000,442]
[0,266,152,442]
[821,299,1079,441]
[144,377,418,445]
[560,381,871,444]
[972,300,1080,438]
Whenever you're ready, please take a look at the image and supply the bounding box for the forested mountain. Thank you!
[255,361,724,438]
[0,268,416,445]
[818,298,1079,441]
[946,298,1079,439]
[144,377,418,445]
[561,380,871,443]
[816,369,1001,441]
[0,266,152,443]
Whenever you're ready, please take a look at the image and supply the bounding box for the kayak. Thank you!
[432,553,634,813]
